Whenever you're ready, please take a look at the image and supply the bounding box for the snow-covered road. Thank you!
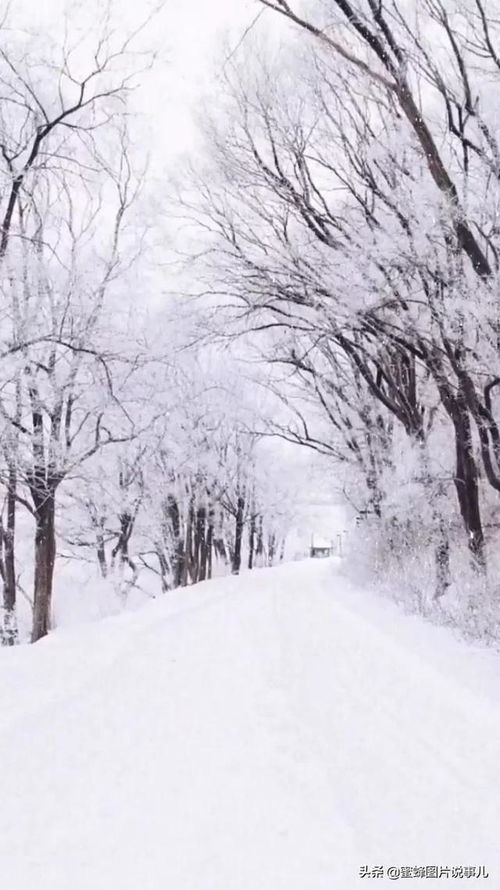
[0,559,499,889]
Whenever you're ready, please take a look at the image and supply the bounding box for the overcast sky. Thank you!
[143,0,258,157]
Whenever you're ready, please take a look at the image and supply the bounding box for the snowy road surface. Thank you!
[0,559,499,889]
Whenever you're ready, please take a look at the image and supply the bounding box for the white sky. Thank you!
[136,0,259,158]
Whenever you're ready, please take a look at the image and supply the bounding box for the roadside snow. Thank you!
[0,559,499,889]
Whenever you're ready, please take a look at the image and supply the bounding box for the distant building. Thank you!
[310,535,335,559]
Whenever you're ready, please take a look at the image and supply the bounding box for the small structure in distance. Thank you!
[310,534,336,559]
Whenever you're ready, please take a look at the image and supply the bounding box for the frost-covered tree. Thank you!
[0,11,154,641]
[179,0,500,629]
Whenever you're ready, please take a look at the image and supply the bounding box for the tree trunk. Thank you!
[432,368,486,571]
[434,516,451,599]
[95,516,108,579]
[452,398,486,570]
[31,489,56,643]
[248,512,256,570]
[182,496,195,586]
[417,443,451,600]
[206,515,213,580]
[155,545,170,593]
[166,494,185,588]
[267,532,276,567]
[213,536,227,564]
[111,511,137,599]
[194,505,207,582]
[232,494,245,574]
[3,467,17,644]
[256,515,264,567]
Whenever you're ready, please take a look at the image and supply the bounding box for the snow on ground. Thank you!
[0,559,499,889]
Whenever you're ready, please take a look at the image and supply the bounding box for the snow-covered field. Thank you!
[1,559,499,889]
